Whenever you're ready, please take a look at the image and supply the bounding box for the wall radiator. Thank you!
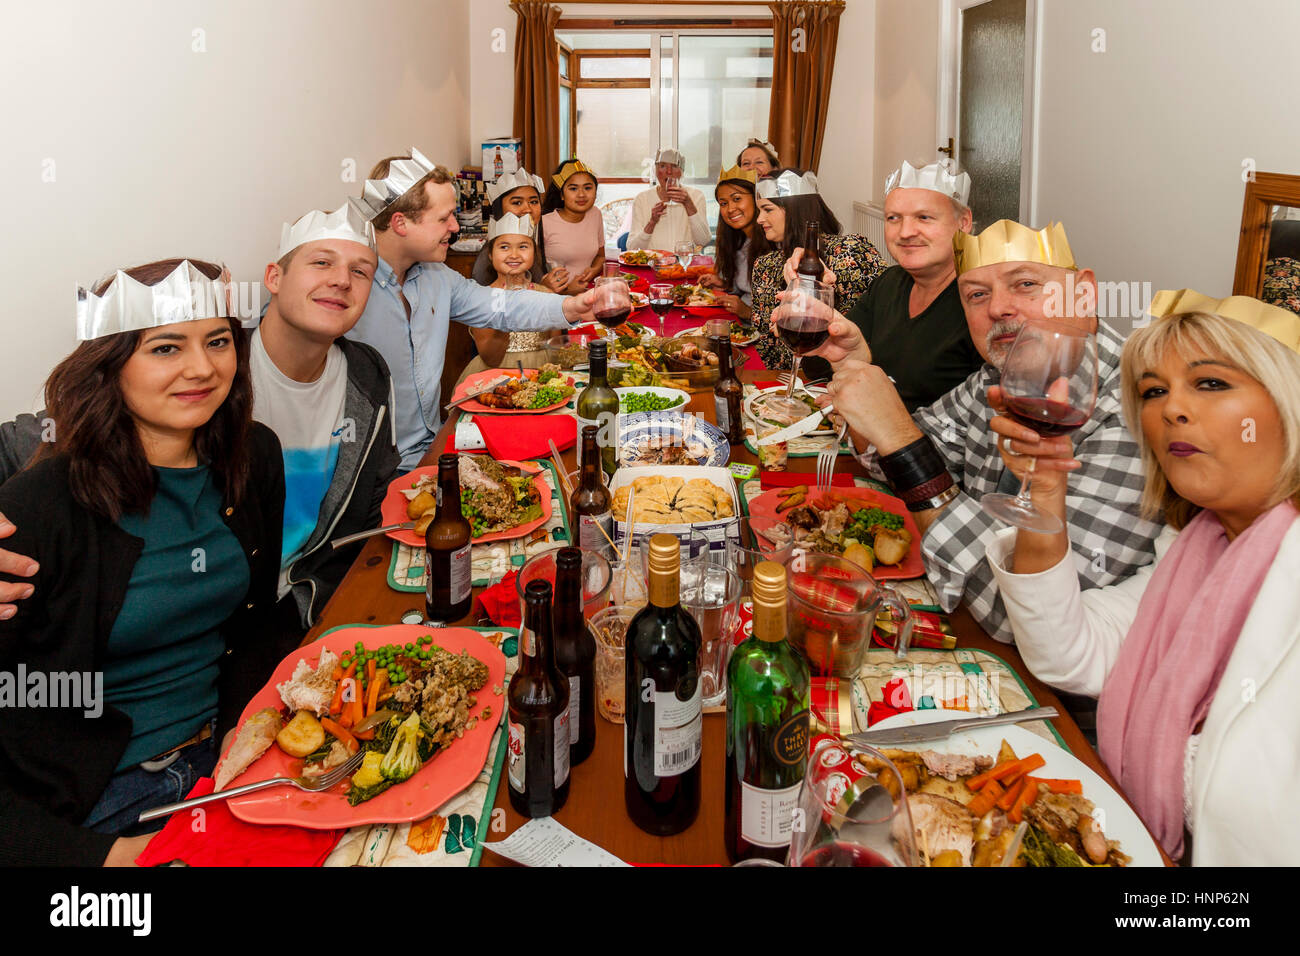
[853,200,895,266]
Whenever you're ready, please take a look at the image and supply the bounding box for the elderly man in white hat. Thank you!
[842,160,982,411]
[626,147,712,252]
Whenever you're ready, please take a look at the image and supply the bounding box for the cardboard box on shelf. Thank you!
[482,138,522,182]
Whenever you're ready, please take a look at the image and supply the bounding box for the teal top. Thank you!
[106,465,250,770]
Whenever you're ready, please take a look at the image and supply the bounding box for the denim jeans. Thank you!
[81,723,219,837]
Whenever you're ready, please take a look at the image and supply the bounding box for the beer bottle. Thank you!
[552,547,597,766]
[710,333,744,444]
[424,453,472,624]
[571,425,613,557]
[507,580,571,817]
[797,221,823,281]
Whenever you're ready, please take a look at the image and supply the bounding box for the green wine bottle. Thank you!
[725,560,810,863]
[575,339,620,477]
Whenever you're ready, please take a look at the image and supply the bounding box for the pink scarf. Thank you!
[1098,500,1297,860]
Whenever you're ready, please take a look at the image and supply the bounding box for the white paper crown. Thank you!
[487,169,544,203]
[656,148,686,169]
[355,147,436,221]
[885,160,972,206]
[756,170,820,200]
[76,260,233,341]
[486,213,537,241]
[278,200,377,259]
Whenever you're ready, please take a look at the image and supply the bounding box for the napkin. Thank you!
[865,677,915,728]
[478,570,522,628]
[474,414,576,462]
[759,471,854,490]
[134,777,344,867]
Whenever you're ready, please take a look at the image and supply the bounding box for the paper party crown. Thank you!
[717,165,759,187]
[655,147,686,169]
[953,220,1076,276]
[76,260,233,341]
[552,159,594,189]
[1145,288,1300,354]
[487,169,545,203]
[278,200,376,259]
[885,160,972,206]
[486,213,537,241]
[756,170,820,200]
[355,147,437,221]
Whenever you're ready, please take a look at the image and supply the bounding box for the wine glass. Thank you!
[664,175,680,207]
[788,741,918,867]
[980,319,1099,534]
[769,277,834,417]
[675,240,695,272]
[648,282,673,337]
[592,276,632,335]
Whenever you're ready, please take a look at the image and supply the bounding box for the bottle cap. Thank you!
[647,534,681,576]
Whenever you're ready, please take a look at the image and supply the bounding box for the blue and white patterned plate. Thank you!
[618,411,731,468]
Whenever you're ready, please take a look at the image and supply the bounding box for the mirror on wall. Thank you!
[1234,173,1300,315]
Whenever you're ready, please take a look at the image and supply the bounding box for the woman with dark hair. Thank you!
[0,259,287,866]
[699,166,764,321]
[750,169,887,374]
[737,138,780,176]
[471,169,567,293]
[541,158,606,294]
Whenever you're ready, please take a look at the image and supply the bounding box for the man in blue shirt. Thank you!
[350,150,609,469]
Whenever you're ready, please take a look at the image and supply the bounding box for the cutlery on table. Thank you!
[445,374,511,411]
[330,521,414,550]
[843,707,1059,748]
[755,402,836,446]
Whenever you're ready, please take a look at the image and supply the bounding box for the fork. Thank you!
[136,749,366,823]
[816,419,850,492]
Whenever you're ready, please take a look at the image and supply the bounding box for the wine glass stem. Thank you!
[787,355,803,400]
[1014,455,1037,504]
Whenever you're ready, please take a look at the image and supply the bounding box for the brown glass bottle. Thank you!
[552,547,596,766]
[570,425,614,557]
[424,453,472,624]
[797,221,823,280]
[507,579,571,817]
[710,333,745,444]
[624,534,702,835]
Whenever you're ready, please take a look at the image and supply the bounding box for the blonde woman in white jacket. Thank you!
[982,291,1300,865]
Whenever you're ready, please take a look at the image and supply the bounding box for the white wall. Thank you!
[817,0,876,227]
[469,3,518,154]
[0,0,470,414]
[872,0,941,203]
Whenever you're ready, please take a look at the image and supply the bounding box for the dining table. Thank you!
[304,315,1172,865]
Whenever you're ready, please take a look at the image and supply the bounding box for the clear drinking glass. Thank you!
[675,239,695,271]
[516,547,611,621]
[980,320,1099,535]
[681,564,742,707]
[718,516,795,602]
[788,742,919,867]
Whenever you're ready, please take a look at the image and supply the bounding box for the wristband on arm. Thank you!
[878,436,956,512]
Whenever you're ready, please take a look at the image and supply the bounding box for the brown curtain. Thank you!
[766,1,846,172]
[511,1,562,175]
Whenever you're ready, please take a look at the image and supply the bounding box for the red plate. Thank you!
[448,368,575,415]
[381,459,552,548]
[747,485,924,580]
[220,625,507,830]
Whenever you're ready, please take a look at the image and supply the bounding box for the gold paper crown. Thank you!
[552,159,594,189]
[717,165,759,187]
[1146,288,1300,354]
[953,220,1076,276]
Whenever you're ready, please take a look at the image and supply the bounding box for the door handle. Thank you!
[938,137,955,157]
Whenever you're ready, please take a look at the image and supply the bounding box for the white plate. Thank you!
[618,411,730,468]
[744,384,833,437]
[674,325,760,347]
[864,708,1163,867]
[614,386,690,415]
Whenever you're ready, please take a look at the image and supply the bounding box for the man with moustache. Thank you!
[777,220,1161,643]
[843,161,982,410]
[349,149,608,470]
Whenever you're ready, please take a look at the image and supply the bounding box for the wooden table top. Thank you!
[306,367,1167,866]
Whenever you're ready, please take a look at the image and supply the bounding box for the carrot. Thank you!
[365,659,377,716]
[1009,777,1041,823]
[996,777,1026,812]
[967,760,1016,791]
[331,660,357,717]
[351,727,375,741]
[320,717,358,754]
[348,689,363,728]
[368,671,389,716]
[1036,778,1083,795]
[967,780,1003,818]
[991,753,1046,786]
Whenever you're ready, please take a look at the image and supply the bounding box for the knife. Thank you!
[445,374,512,410]
[843,706,1058,748]
[755,402,835,446]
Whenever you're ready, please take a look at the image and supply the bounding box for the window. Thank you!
[556,26,773,229]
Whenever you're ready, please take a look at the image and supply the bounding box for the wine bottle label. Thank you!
[740,779,802,848]
[772,709,810,766]
[654,684,702,777]
[554,711,570,788]
[578,511,613,551]
[449,543,471,603]
[714,395,730,431]
[507,719,525,793]
[568,675,581,744]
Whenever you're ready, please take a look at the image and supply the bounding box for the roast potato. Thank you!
[406,491,435,520]
[275,710,325,758]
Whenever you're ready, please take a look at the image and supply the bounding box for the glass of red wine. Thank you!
[788,741,918,867]
[648,282,673,337]
[981,319,1099,534]
[592,275,632,338]
[770,277,834,417]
